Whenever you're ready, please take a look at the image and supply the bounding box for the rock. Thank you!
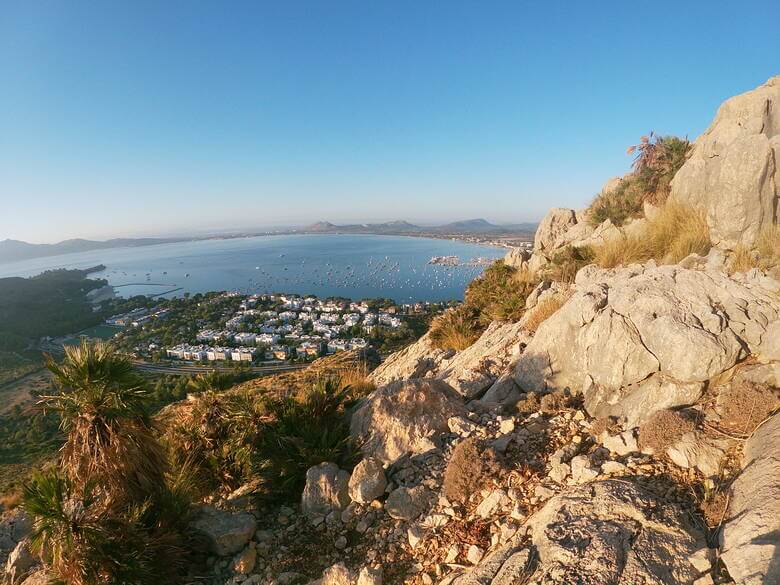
[466,545,484,565]
[721,411,780,584]
[671,76,780,247]
[19,571,48,585]
[475,489,510,519]
[321,563,353,585]
[548,463,570,484]
[368,331,452,386]
[190,506,256,556]
[385,486,429,521]
[334,535,347,550]
[666,432,727,477]
[0,510,31,569]
[356,566,383,585]
[232,545,257,575]
[525,480,706,584]
[513,264,779,423]
[480,372,522,405]
[348,458,387,504]
[4,539,36,585]
[534,208,578,254]
[434,321,531,399]
[301,462,351,518]
[600,461,627,475]
[599,430,639,456]
[498,419,515,434]
[504,247,531,270]
[351,379,466,464]
[569,455,599,484]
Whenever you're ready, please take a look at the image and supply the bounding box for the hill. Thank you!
[0,237,183,265]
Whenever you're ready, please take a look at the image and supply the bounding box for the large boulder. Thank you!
[534,208,578,253]
[4,539,36,585]
[368,331,453,387]
[720,411,780,584]
[512,264,780,424]
[671,76,780,247]
[190,506,256,556]
[524,480,708,584]
[301,462,351,518]
[350,379,466,464]
[348,458,387,504]
[0,510,31,570]
[434,321,530,399]
[450,481,708,585]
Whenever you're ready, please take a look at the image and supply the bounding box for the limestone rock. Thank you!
[356,566,383,585]
[321,563,353,585]
[0,510,31,569]
[301,462,351,518]
[513,264,780,423]
[503,247,532,270]
[19,571,48,585]
[666,432,727,477]
[671,76,780,247]
[526,480,706,584]
[351,379,466,464]
[721,411,780,584]
[232,545,257,575]
[190,506,256,556]
[4,539,36,585]
[348,458,387,504]
[434,321,530,399]
[385,486,429,521]
[368,331,452,386]
[534,208,578,254]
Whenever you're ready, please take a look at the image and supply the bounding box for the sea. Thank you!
[0,234,507,302]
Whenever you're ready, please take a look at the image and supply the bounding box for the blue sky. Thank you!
[1,1,778,243]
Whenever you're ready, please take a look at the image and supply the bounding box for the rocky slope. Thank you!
[3,78,779,585]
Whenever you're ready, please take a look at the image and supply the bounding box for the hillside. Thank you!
[0,237,185,264]
[2,77,779,585]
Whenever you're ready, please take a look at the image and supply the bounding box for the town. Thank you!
[105,291,446,365]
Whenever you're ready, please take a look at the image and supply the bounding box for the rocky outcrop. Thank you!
[0,510,30,574]
[4,539,36,585]
[350,379,466,465]
[435,321,530,399]
[671,76,780,247]
[525,481,708,584]
[368,322,529,400]
[512,263,780,424]
[368,332,452,387]
[721,411,780,584]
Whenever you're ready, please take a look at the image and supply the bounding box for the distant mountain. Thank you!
[0,237,182,265]
[302,218,535,236]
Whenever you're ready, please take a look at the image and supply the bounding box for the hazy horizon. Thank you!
[2,1,779,243]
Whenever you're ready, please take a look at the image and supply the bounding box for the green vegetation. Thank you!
[165,375,360,500]
[0,268,109,350]
[547,246,594,284]
[589,133,690,227]
[464,260,536,324]
[23,341,195,585]
[429,304,483,351]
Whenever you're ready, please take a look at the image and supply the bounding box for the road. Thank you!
[131,360,307,376]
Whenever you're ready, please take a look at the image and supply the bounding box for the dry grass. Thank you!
[523,292,571,333]
[718,380,779,436]
[429,305,484,351]
[0,490,21,511]
[591,202,710,268]
[700,489,729,528]
[589,416,622,438]
[638,409,696,454]
[756,224,780,264]
[727,225,780,274]
[443,438,504,503]
[728,244,760,274]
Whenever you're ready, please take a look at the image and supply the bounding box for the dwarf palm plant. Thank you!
[41,340,167,507]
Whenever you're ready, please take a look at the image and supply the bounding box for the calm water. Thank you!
[0,235,506,302]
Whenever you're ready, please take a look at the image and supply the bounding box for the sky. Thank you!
[1,1,779,243]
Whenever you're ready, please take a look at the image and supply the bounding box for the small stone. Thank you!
[357,566,383,585]
[549,463,570,484]
[570,455,599,484]
[475,489,509,518]
[445,545,459,563]
[534,485,555,500]
[601,461,628,475]
[348,458,387,504]
[407,524,425,549]
[466,545,484,564]
[386,486,428,521]
[499,419,515,434]
[232,545,257,575]
[334,535,348,550]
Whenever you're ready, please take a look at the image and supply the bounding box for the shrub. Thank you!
[589,133,690,226]
[638,409,696,454]
[465,260,537,324]
[443,438,504,503]
[539,389,576,415]
[253,378,356,499]
[589,177,645,227]
[548,246,594,283]
[591,202,710,268]
[512,392,541,416]
[429,305,484,351]
[718,380,779,436]
[523,293,571,333]
[728,244,760,274]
